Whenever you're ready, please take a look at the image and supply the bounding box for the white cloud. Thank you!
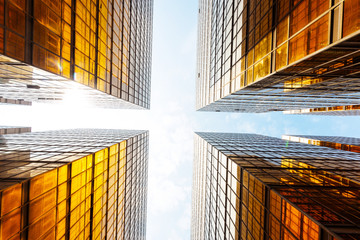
[236,121,258,133]
[311,116,321,123]
[177,201,191,230]
[148,178,188,214]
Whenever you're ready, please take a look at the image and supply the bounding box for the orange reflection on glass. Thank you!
[0,0,4,25]
[34,0,61,35]
[33,45,61,75]
[269,191,281,239]
[289,14,329,64]
[277,0,289,21]
[289,30,306,64]
[308,15,329,55]
[7,3,25,35]
[281,158,360,191]
[343,0,360,37]
[33,21,61,55]
[281,199,320,240]
[28,209,56,240]
[276,43,287,71]
[6,32,24,61]
[290,0,308,36]
[284,77,324,92]
[1,208,21,239]
[283,201,301,238]
[303,215,320,240]
[1,184,21,216]
[290,0,328,36]
[254,54,270,82]
[277,18,288,47]
[0,27,3,54]
[30,169,57,201]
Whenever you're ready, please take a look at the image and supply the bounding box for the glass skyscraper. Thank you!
[196,0,360,113]
[0,0,153,109]
[0,97,31,106]
[0,126,31,134]
[283,134,360,153]
[192,132,360,240]
[0,128,148,239]
[284,105,360,116]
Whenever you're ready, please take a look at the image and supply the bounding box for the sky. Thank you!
[1,0,360,239]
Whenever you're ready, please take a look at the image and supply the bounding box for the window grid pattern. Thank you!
[0,126,31,135]
[192,132,360,240]
[0,129,148,240]
[283,135,360,153]
[196,0,213,109]
[124,133,148,239]
[285,105,360,116]
[0,0,153,109]
[197,0,360,113]
[0,97,31,106]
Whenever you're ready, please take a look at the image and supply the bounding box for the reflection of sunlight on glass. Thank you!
[58,62,62,72]
[61,88,90,108]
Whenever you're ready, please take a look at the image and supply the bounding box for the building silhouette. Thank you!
[192,132,360,239]
[0,0,153,109]
[0,128,148,239]
[196,0,360,113]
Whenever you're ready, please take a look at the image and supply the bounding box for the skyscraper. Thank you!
[0,0,153,109]
[0,126,31,134]
[196,0,360,113]
[0,128,148,239]
[192,132,360,239]
[0,97,31,106]
[283,134,360,153]
[284,105,360,116]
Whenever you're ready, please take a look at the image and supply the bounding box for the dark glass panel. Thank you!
[6,31,24,61]
[6,3,25,35]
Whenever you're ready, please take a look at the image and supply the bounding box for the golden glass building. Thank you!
[0,0,153,109]
[283,134,360,153]
[0,128,148,239]
[196,0,360,113]
[192,132,360,240]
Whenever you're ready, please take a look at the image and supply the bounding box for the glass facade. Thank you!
[192,132,360,240]
[196,0,360,113]
[0,128,148,239]
[284,105,360,116]
[283,135,360,153]
[0,126,31,134]
[0,97,31,106]
[0,0,153,109]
